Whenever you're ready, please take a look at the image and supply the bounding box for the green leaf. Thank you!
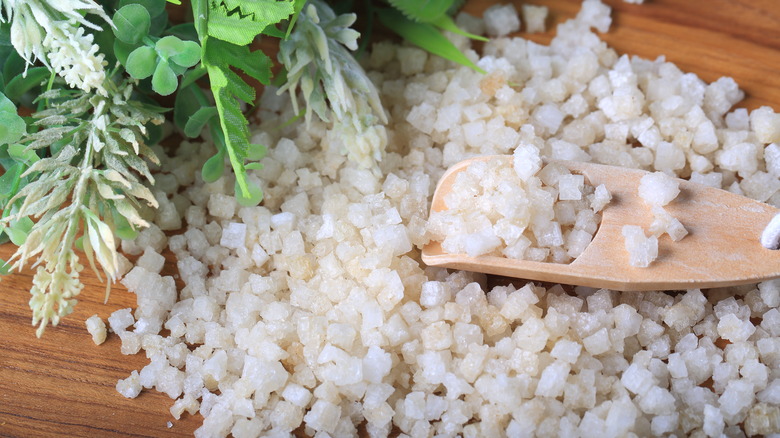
[284,0,308,39]
[0,92,25,145]
[179,64,207,89]
[193,0,281,204]
[113,39,137,65]
[126,46,158,79]
[387,0,453,22]
[235,179,263,206]
[221,0,294,19]
[149,10,170,37]
[4,67,48,102]
[0,22,10,47]
[144,121,164,146]
[2,51,25,85]
[247,142,267,161]
[192,0,208,39]
[262,25,286,39]
[206,38,272,85]
[155,35,186,58]
[120,0,167,17]
[207,0,295,46]
[168,62,188,76]
[6,216,33,245]
[0,258,10,275]
[174,84,208,130]
[0,162,22,198]
[165,23,199,42]
[184,106,218,138]
[152,61,178,95]
[207,9,266,46]
[7,143,38,164]
[432,14,488,42]
[113,4,152,45]
[201,151,225,182]
[378,9,485,74]
[170,40,201,67]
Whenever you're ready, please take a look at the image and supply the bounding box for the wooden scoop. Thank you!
[422,155,780,291]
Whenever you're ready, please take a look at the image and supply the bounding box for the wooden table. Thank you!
[1,0,779,436]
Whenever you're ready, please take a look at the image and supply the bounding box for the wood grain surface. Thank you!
[1,0,779,436]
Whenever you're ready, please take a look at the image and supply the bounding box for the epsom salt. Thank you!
[111,1,780,436]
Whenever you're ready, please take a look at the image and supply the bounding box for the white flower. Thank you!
[44,22,107,95]
[9,6,44,64]
[1,0,110,95]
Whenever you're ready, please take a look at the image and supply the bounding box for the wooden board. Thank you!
[1,0,779,436]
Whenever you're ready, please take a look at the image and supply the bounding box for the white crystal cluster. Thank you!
[428,155,609,263]
[108,1,780,436]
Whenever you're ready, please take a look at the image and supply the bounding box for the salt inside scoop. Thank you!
[427,151,610,263]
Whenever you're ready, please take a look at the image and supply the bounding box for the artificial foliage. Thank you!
[0,0,479,335]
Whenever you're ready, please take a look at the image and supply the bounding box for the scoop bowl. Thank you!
[422,155,780,291]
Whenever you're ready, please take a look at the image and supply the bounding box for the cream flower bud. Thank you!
[10,9,43,64]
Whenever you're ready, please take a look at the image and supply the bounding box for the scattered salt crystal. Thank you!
[483,4,520,37]
[116,370,142,398]
[220,222,247,250]
[718,313,756,343]
[522,5,548,33]
[638,172,680,206]
[558,174,585,200]
[85,315,107,345]
[761,213,780,250]
[108,308,135,333]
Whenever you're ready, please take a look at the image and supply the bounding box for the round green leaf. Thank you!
[174,84,204,130]
[0,93,25,144]
[5,217,32,246]
[119,0,166,18]
[149,10,169,37]
[8,144,37,163]
[0,162,22,198]
[168,62,188,76]
[170,40,201,68]
[125,46,158,79]
[151,60,178,96]
[3,66,48,103]
[113,39,137,65]
[236,179,264,207]
[155,35,185,59]
[113,4,151,45]
[201,152,225,183]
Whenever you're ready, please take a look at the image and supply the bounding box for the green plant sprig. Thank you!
[1,76,163,337]
[187,0,299,206]
[113,3,202,96]
[0,0,483,336]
